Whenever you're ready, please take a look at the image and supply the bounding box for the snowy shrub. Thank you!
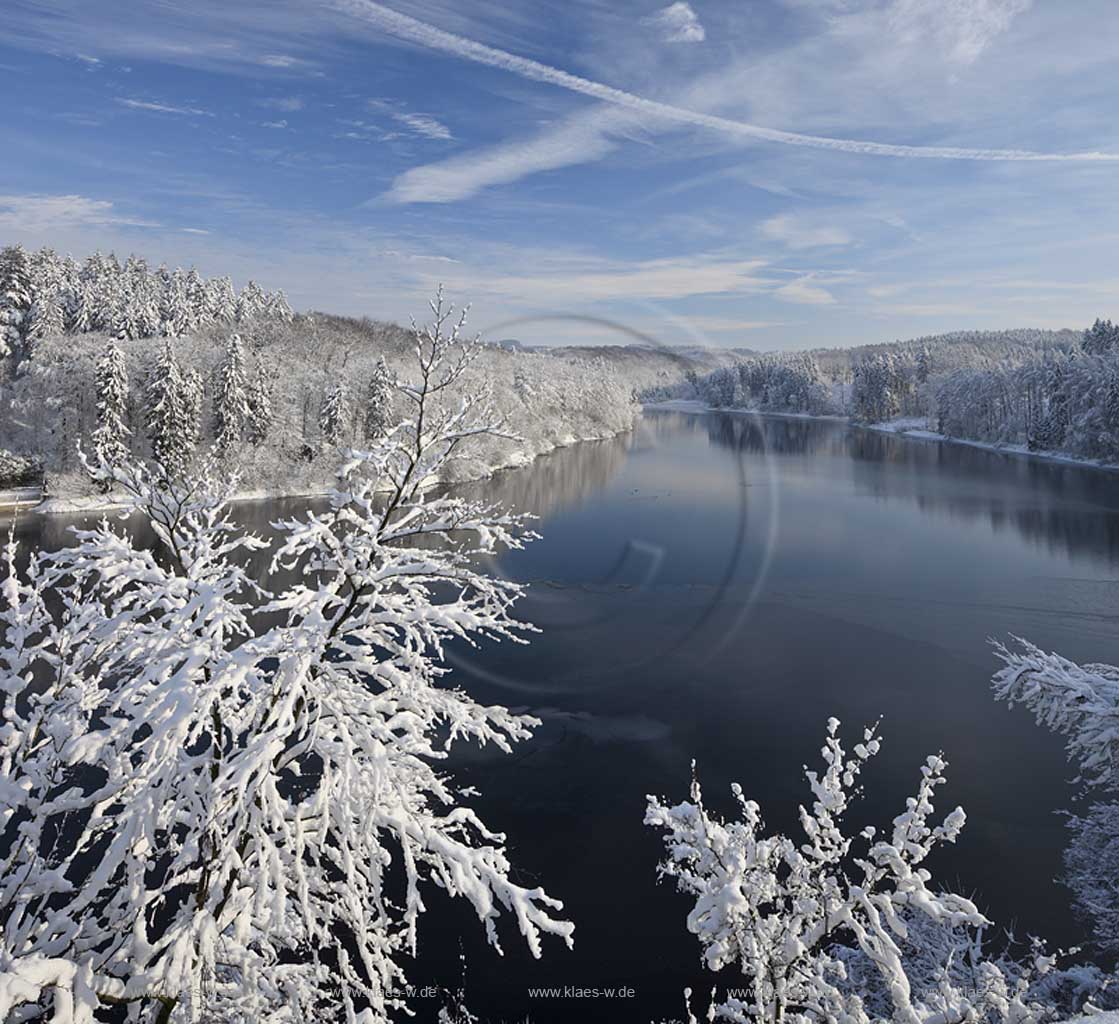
[1063,801,1119,957]
[994,639,1119,959]
[646,718,1091,1024]
[993,638,1119,791]
[0,290,573,1022]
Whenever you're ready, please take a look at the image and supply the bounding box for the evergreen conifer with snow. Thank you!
[213,332,250,454]
[245,356,274,446]
[144,340,195,479]
[0,244,33,360]
[319,380,350,447]
[89,340,131,489]
[1082,318,1119,356]
[363,356,394,442]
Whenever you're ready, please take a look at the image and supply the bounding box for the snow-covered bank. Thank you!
[644,401,1119,472]
[866,416,1119,471]
[27,421,635,517]
[3,306,642,515]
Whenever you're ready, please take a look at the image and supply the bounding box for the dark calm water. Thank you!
[10,410,1119,1022]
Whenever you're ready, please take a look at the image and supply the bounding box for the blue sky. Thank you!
[3,0,1119,349]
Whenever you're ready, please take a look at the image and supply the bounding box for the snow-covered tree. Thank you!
[127,260,162,339]
[213,332,250,454]
[26,292,66,343]
[183,367,204,453]
[852,354,904,423]
[160,267,192,337]
[144,340,194,479]
[319,380,349,447]
[89,340,131,489]
[264,287,294,323]
[994,638,1119,958]
[0,249,295,365]
[646,718,1079,1024]
[363,356,394,442]
[68,278,97,334]
[235,280,267,323]
[0,291,572,1022]
[245,356,274,446]
[205,275,238,325]
[1062,799,1119,957]
[184,267,209,329]
[993,638,1119,791]
[23,247,67,348]
[0,244,32,360]
[1082,319,1119,356]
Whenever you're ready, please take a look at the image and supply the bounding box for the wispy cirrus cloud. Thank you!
[679,315,790,332]
[760,214,851,249]
[384,110,618,203]
[259,95,305,112]
[257,53,311,69]
[374,249,459,263]
[774,276,837,305]
[117,97,214,117]
[461,255,773,304]
[886,0,1032,65]
[0,193,161,232]
[391,112,453,140]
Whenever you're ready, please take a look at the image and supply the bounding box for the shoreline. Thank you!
[865,419,1119,473]
[2,423,636,519]
[643,400,1119,473]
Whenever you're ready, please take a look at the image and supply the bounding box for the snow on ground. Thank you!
[867,416,1119,471]
[29,424,631,517]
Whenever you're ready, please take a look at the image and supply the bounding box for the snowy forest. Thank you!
[0,245,638,502]
[680,324,1119,464]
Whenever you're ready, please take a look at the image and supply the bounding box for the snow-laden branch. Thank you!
[0,292,571,1022]
[646,719,1076,1024]
[993,637,1119,790]
[993,637,1119,961]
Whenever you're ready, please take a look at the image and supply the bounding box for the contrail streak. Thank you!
[333,0,1119,162]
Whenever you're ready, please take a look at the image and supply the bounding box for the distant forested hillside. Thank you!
[682,323,1119,464]
[543,342,753,401]
[808,328,1077,376]
[0,245,639,500]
